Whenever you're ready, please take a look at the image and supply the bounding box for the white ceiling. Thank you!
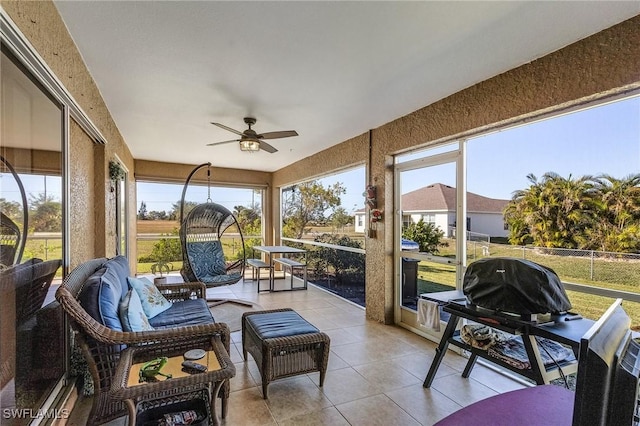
[53,1,639,173]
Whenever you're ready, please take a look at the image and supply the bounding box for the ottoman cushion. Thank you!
[246,310,318,339]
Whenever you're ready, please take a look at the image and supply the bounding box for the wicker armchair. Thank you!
[55,258,232,425]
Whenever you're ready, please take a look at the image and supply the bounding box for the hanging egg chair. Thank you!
[179,163,247,307]
[0,155,28,268]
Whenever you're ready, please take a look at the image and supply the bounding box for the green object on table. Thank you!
[139,357,172,382]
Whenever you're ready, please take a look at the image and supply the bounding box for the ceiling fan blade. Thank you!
[206,139,240,146]
[211,122,244,136]
[258,130,298,139]
[259,141,278,153]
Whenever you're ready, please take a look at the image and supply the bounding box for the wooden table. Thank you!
[111,335,235,426]
[252,245,307,291]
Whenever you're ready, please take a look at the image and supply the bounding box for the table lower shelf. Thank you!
[449,332,578,384]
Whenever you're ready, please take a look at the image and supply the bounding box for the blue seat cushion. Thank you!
[200,272,242,285]
[247,310,319,339]
[148,298,215,328]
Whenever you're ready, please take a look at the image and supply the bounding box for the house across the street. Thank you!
[354,183,510,239]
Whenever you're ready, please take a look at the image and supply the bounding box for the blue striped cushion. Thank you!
[247,311,319,339]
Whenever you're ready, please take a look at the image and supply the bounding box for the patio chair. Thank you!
[11,258,62,323]
[179,163,247,307]
[1,213,21,268]
[0,155,28,268]
[179,202,247,306]
[56,257,232,425]
[0,258,62,390]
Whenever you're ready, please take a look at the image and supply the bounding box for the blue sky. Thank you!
[2,96,638,214]
[330,95,640,209]
[465,96,640,200]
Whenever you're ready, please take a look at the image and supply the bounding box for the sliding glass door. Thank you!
[1,46,66,424]
[395,143,467,334]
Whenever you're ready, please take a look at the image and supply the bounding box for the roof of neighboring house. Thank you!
[355,183,509,214]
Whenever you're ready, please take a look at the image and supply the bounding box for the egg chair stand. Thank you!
[179,163,251,308]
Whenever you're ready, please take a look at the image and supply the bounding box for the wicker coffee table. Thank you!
[242,308,330,398]
[111,335,235,426]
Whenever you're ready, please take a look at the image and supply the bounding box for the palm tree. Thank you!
[594,174,640,229]
[504,173,596,248]
[590,174,640,252]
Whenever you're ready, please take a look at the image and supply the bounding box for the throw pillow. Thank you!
[78,267,124,331]
[119,289,154,332]
[127,276,172,319]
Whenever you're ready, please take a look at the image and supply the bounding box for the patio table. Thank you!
[252,245,307,291]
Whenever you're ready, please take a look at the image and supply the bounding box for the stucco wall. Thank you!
[69,121,96,268]
[135,160,271,188]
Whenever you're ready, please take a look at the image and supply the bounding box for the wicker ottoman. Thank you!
[242,308,330,398]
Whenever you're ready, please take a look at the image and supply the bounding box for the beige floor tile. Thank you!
[430,373,499,407]
[230,361,258,392]
[342,322,397,340]
[353,360,422,391]
[389,351,436,381]
[330,339,390,365]
[464,363,528,394]
[297,313,341,331]
[67,279,531,425]
[228,342,244,363]
[336,393,421,426]
[278,406,350,426]
[331,336,418,366]
[385,384,463,425]
[323,327,363,346]
[230,331,243,344]
[317,367,382,405]
[440,348,471,371]
[223,387,276,426]
[326,351,350,371]
[262,375,333,422]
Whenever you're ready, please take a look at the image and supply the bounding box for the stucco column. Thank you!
[364,130,396,324]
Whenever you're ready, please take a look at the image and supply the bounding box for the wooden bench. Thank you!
[273,257,307,290]
[245,258,273,292]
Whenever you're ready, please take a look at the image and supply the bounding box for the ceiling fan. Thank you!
[207,117,298,153]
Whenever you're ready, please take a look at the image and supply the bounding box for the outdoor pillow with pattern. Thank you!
[119,289,154,331]
[127,276,172,319]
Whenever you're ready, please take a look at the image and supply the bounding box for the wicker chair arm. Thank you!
[109,322,231,347]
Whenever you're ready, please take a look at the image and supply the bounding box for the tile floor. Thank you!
[67,275,528,426]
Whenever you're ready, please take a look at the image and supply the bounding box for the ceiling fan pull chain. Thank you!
[207,165,212,203]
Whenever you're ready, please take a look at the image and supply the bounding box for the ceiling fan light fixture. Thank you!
[239,140,260,152]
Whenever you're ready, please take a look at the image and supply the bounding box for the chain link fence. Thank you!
[468,241,640,289]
